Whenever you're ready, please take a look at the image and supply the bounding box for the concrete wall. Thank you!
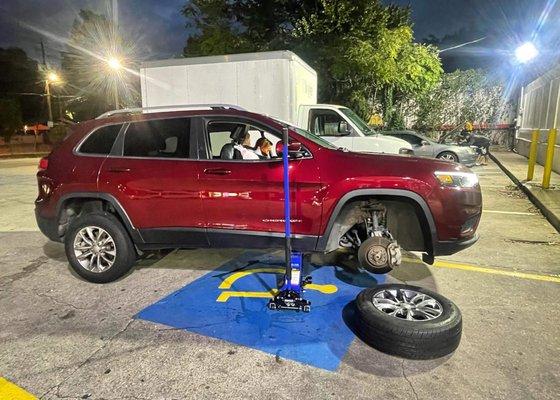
[516,65,560,173]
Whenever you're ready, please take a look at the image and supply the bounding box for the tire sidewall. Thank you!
[65,212,136,283]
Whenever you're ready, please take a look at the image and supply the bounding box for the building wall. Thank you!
[516,65,560,173]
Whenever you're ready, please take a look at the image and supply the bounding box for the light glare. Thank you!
[47,72,60,82]
[515,42,538,63]
[107,57,122,70]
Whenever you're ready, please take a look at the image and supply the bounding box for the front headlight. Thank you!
[399,148,414,155]
[434,171,478,188]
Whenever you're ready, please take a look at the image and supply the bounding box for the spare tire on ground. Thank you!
[355,284,462,359]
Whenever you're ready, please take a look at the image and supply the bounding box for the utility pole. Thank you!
[40,41,46,65]
[45,80,53,124]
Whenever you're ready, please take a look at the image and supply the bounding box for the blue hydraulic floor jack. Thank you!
[268,127,311,312]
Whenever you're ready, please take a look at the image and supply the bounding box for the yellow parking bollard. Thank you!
[542,128,557,189]
[527,129,539,181]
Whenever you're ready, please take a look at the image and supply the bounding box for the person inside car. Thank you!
[234,131,260,160]
[254,137,273,159]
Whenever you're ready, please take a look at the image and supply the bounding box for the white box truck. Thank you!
[140,51,412,154]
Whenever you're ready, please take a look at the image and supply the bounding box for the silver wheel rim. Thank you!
[439,153,456,161]
[73,226,116,273]
[372,288,443,321]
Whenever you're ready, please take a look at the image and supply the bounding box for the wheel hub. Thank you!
[367,245,389,266]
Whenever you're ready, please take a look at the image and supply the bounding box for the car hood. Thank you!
[326,147,473,178]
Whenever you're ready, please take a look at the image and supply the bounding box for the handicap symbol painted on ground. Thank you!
[216,267,338,302]
[136,251,384,371]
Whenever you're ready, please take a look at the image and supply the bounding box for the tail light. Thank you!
[38,157,49,171]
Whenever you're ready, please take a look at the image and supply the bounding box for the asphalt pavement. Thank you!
[0,157,559,400]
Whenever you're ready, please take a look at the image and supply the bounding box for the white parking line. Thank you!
[483,210,535,216]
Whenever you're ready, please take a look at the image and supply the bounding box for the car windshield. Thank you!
[339,107,375,135]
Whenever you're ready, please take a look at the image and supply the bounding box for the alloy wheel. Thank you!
[73,226,117,273]
[372,288,443,321]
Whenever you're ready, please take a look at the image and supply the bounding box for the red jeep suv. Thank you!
[35,107,482,283]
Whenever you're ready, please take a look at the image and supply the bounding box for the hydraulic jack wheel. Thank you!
[268,127,311,312]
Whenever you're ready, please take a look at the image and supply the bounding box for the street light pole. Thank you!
[45,80,53,123]
[113,81,119,109]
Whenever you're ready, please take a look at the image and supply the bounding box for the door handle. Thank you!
[108,167,131,173]
[204,168,231,175]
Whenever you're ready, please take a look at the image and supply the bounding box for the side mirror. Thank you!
[421,140,430,146]
[338,121,351,136]
[275,141,304,159]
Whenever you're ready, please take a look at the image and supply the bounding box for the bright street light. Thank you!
[107,57,122,70]
[515,42,538,64]
[47,71,60,83]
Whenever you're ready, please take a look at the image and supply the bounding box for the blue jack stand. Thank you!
[268,127,311,312]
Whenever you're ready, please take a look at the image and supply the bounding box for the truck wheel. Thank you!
[64,212,137,283]
[355,284,462,359]
[357,236,400,274]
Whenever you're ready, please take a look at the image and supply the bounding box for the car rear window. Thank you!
[79,124,122,155]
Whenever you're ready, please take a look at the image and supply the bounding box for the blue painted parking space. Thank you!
[136,252,385,371]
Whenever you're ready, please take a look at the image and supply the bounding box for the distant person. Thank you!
[255,137,273,159]
[470,133,490,166]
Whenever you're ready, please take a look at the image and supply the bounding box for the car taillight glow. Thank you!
[38,157,49,170]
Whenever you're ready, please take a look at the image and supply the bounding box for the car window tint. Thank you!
[124,118,191,158]
[80,124,122,154]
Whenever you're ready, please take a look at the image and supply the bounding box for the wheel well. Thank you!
[56,197,128,239]
[323,195,433,254]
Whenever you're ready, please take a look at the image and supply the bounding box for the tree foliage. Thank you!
[0,98,23,143]
[0,47,42,122]
[411,69,508,132]
[182,0,442,123]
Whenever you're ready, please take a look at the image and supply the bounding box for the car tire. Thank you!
[437,151,459,162]
[64,211,137,283]
[354,284,462,359]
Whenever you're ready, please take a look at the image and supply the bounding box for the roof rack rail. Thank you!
[96,104,246,119]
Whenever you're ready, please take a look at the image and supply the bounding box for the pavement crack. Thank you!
[401,360,419,400]
[32,290,90,311]
[40,319,137,400]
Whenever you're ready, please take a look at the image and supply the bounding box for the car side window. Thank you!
[401,134,423,146]
[309,109,352,137]
[123,118,191,158]
[206,121,281,161]
[79,124,122,155]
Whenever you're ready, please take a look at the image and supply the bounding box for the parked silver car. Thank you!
[382,130,478,166]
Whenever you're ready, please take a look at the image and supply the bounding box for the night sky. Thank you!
[1,0,558,71]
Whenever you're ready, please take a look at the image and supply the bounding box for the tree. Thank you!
[411,69,507,132]
[0,99,23,143]
[61,10,138,121]
[182,0,442,123]
[0,47,43,122]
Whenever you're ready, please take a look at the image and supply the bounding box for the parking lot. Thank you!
[0,157,559,400]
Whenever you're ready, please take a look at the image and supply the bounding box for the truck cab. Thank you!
[297,104,413,155]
